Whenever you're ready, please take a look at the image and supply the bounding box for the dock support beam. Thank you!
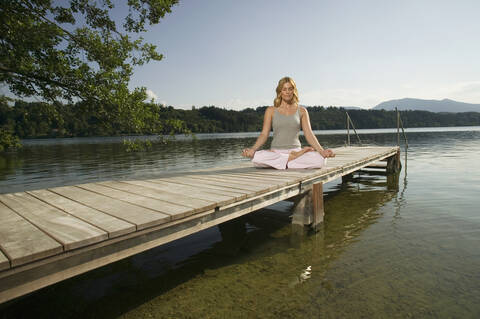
[342,173,354,183]
[386,150,402,174]
[291,182,324,228]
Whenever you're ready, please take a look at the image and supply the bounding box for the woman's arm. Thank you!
[242,106,274,157]
[300,107,335,158]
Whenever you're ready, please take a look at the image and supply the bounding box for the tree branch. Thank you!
[0,64,98,102]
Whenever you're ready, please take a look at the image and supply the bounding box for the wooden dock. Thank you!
[0,146,400,304]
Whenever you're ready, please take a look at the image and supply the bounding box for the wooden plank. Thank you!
[205,174,295,192]
[123,180,238,205]
[239,171,306,179]
[186,174,275,190]
[147,179,248,200]
[0,193,107,251]
[328,162,356,168]
[50,186,170,230]
[154,177,250,196]
[216,172,297,184]
[217,166,313,178]
[330,156,365,162]
[193,173,285,188]
[233,168,304,177]
[365,162,387,169]
[0,251,9,271]
[169,175,264,193]
[227,172,300,184]
[250,167,315,177]
[0,201,63,267]
[27,189,136,239]
[150,179,247,198]
[97,181,216,211]
[78,183,203,219]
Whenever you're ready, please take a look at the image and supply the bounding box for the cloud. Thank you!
[146,89,158,101]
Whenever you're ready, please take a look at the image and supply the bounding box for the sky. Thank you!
[3,0,479,110]
[127,0,480,110]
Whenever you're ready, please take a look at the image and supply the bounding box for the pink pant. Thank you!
[252,148,326,170]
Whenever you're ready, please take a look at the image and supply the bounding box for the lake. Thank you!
[1,126,480,318]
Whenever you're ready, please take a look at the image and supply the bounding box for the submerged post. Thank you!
[312,183,325,227]
[386,149,402,174]
[291,182,325,228]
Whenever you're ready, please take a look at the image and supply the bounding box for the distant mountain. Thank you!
[373,98,480,113]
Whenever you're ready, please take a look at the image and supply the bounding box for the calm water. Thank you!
[1,127,480,318]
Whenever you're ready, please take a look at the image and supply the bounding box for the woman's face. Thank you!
[281,82,295,103]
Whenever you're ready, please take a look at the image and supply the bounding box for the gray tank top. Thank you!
[271,107,301,150]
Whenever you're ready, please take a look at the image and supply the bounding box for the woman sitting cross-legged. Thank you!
[242,76,335,169]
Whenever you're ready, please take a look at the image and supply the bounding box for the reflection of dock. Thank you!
[0,146,400,303]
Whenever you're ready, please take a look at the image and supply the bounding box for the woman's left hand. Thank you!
[242,148,256,158]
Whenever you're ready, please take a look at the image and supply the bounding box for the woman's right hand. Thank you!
[320,149,335,158]
[242,148,256,158]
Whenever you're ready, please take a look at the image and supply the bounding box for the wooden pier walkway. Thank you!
[0,146,400,303]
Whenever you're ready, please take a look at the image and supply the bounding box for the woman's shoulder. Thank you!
[266,106,275,113]
[299,106,308,116]
[262,106,275,120]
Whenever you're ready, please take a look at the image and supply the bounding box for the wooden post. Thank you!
[291,183,324,228]
[312,183,324,227]
[342,173,354,183]
[387,172,400,191]
[291,191,313,225]
[386,150,402,174]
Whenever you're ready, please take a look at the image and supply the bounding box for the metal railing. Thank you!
[346,112,362,146]
[346,108,408,149]
[396,107,408,149]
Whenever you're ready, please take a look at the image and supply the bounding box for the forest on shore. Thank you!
[2,98,480,140]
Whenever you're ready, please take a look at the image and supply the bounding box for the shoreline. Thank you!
[18,125,480,145]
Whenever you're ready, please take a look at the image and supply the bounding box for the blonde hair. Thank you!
[274,76,299,107]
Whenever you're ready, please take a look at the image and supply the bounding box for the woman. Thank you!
[242,76,335,169]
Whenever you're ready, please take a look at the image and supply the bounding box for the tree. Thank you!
[0,0,178,130]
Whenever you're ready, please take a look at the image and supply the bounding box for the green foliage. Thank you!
[123,138,152,152]
[0,0,181,142]
[0,128,21,152]
[2,99,480,143]
[1,0,177,102]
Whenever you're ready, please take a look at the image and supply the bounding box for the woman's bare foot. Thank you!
[288,147,314,162]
